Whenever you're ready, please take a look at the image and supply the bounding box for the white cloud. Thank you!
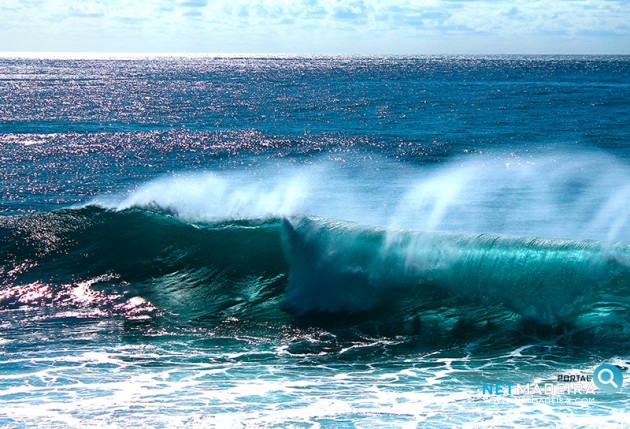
[0,0,627,53]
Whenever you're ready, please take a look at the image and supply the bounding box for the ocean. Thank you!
[0,55,628,428]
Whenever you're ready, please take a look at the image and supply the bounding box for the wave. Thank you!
[1,207,628,333]
[91,151,630,243]
[1,151,629,349]
[282,216,629,323]
[0,207,288,321]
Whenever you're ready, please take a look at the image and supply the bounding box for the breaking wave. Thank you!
[1,152,628,348]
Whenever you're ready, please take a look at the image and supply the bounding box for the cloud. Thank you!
[178,0,208,7]
[69,11,104,18]
[183,9,203,18]
[332,1,369,21]
[0,0,627,53]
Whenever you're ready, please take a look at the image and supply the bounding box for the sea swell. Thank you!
[282,216,629,324]
[1,151,629,351]
[1,207,628,343]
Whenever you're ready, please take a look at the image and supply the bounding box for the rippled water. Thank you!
[1,55,628,428]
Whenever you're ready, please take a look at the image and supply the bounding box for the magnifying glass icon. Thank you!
[597,368,619,388]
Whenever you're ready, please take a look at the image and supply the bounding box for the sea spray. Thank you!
[92,151,630,243]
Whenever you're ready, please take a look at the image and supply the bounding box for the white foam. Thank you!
[1,343,628,428]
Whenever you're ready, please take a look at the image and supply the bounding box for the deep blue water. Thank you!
[0,55,628,427]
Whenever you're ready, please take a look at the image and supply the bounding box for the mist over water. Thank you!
[100,150,629,243]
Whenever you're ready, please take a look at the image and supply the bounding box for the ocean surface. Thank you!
[0,55,628,428]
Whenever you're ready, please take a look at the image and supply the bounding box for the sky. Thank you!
[0,0,628,54]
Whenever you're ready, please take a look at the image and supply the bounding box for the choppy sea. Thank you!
[0,55,628,428]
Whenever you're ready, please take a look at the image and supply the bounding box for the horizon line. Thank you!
[1,51,629,60]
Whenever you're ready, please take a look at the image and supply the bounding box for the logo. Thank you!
[478,362,624,401]
[593,364,623,393]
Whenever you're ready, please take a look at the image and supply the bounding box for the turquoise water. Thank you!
[0,55,628,427]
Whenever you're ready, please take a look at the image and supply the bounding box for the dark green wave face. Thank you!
[2,207,628,358]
